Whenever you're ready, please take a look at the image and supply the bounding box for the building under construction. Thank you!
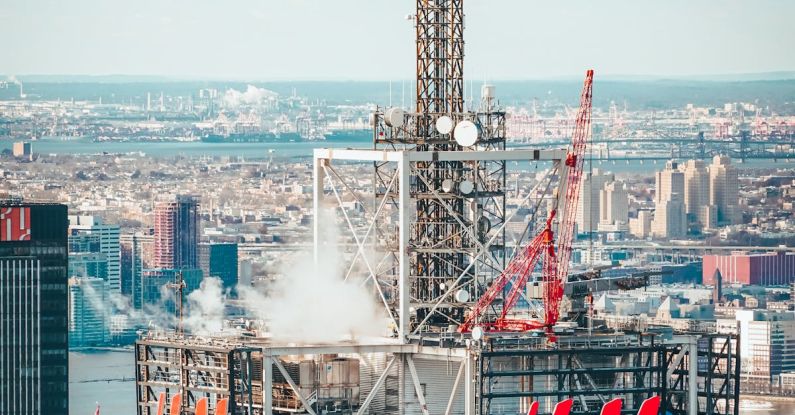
[136,1,740,414]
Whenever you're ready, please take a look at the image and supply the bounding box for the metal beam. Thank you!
[445,362,465,415]
[272,358,318,415]
[356,357,397,415]
[406,356,430,415]
[314,148,566,163]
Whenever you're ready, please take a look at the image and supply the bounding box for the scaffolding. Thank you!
[477,334,667,415]
[666,334,740,415]
[135,338,258,415]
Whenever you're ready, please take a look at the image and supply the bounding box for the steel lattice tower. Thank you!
[371,0,507,332]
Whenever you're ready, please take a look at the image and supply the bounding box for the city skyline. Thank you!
[2,0,794,80]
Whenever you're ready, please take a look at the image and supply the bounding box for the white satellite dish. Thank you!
[435,115,454,135]
[441,178,454,193]
[455,289,470,303]
[472,326,483,341]
[453,120,480,147]
[459,179,474,195]
[384,107,405,128]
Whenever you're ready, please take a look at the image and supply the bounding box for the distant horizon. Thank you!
[5,70,795,84]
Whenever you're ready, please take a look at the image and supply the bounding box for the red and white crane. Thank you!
[459,70,594,335]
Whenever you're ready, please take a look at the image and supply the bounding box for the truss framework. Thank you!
[313,148,565,341]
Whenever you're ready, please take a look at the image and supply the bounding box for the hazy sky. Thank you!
[2,0,793,80]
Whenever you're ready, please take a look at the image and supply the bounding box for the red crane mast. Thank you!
[459,70,594,334]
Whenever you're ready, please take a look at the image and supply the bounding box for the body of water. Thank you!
[0,137,371,159]
[2,138,791,175]
[70,349,795,415]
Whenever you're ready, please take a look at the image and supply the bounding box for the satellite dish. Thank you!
[384,107,404,128]
[439,282,446,291]
[435,115,454,135]
[455,289,470,303]
[478,217,491,233]
[459,179,474,195]
[472,326,483,341]
[454,120,479,147]
[441,178,454,193]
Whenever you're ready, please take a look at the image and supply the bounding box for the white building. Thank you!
[599,180,628,230]
[652,197,687,238]
[652,161,687,238]
[576,169,613,234]
[69,215,121,293]
[629,210,653,239]
[682,159,711,230]
[709,155,741,226]
[719,310,795,381]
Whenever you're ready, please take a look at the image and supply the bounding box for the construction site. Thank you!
[135,1,740,414]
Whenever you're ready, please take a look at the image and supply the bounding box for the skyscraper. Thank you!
[652,161,687,238]
[69,215,121,293]
[0,202,69,414]
[682,159,710,229]
[709,155,741,226]
[68,276,109,347]
[121,231,154,309]
[598,180,628,230]
[200,242,239,291]
[576,169,613,234]
[153,195,200,269]
[654,160,685,204]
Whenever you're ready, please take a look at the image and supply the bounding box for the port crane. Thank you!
[460,70,594,334]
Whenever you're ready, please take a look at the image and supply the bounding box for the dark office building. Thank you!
[0,202,69,414]
[200,242,238,291]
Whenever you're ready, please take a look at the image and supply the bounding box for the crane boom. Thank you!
[459,70,593,334]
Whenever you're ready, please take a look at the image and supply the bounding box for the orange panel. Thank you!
[169,394,182,415]
[156,392,166,415]
[195,397,209,415]
[215,398,229,415]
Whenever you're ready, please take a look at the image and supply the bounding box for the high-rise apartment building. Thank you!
[652,161,688,238]
[655,160,685,204]
[598,180,628,230]
[0,202,69,414]
[153,195,200,269]
[121,231,154,309]
[709,155,741,226]
[629,210,653,239]
[576,169,613,234]
[69,215,121,293]
[682,159,710,229]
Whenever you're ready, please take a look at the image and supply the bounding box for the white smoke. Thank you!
[184,277,228,335]
[238,208,386,344]
[78,279,176,332]
[6,75,21,85]
[222,85,277,108]
[77,207,386,343]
